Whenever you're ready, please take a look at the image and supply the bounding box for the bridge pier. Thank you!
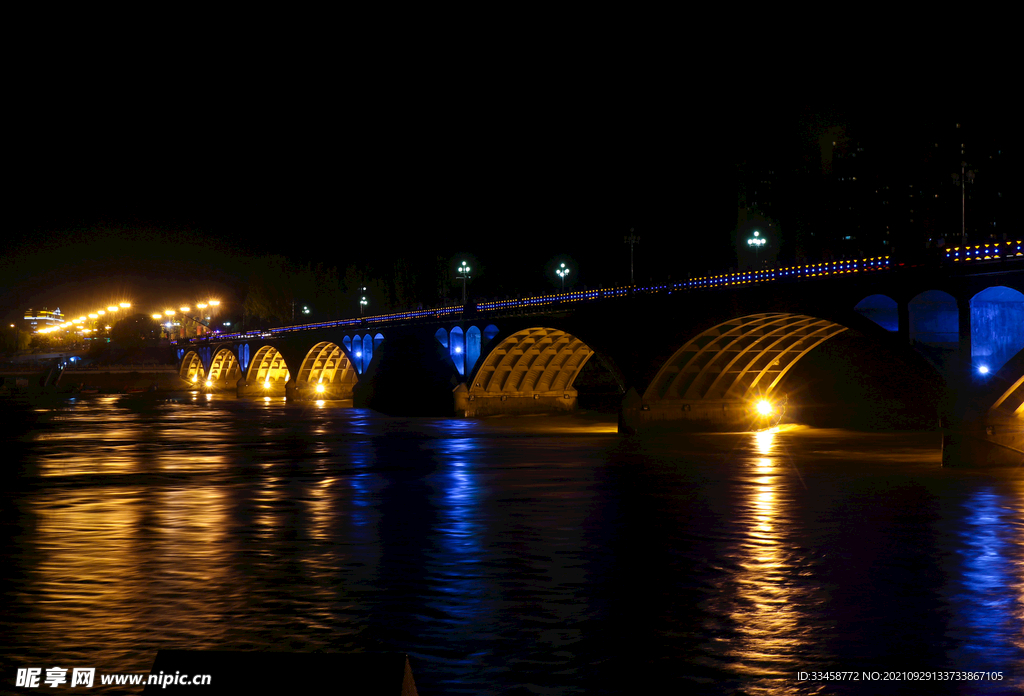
[236,377,287,398]
[453,383,579,417]
[941,414,1024,467]
[619,389,755,433]
[288,382,354,402]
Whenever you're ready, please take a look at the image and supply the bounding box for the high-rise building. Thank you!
[734,114,1008,267]
[817,119,1006,259]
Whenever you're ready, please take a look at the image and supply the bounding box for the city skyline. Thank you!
[5,99,1012,329]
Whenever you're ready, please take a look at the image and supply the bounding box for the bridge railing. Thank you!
[172,242,1022,345]
[943,240,1022,263]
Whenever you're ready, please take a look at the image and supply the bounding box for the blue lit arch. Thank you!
[971,286,1024,375]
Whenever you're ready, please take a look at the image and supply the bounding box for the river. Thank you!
[2,394,1022,694]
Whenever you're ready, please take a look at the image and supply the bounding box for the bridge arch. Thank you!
[458,327,596,416]
[294,341,358,400]
[970,286,1024,376]
[984,343,1024,418]
[245,345,290,395]
[854,294,898,332]
[435,324,498,378]
[206,348,241,386]
[643,313,848,404]
[179,351,206,385]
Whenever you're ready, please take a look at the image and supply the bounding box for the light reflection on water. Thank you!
[948,487,1024,670]
[2,395,1023,694]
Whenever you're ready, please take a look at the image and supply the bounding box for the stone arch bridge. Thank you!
[176,258,1024,464]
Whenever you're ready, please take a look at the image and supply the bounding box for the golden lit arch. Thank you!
[207,348,241,382]
[644,313,848,402]
[991,375,1024,416]
[179,351,206,384]
[246,346,290,384]
[296,342,358,390]
[470,327,595,396]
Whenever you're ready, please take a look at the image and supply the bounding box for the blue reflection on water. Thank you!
[426,434,487,632]
[952,487,1024,670]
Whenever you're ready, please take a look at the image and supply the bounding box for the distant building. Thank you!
[735,161,781,270]
[768,119,1008,265]
[24,307,63,330]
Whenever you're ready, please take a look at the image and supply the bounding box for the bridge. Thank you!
[174,244,1024,466]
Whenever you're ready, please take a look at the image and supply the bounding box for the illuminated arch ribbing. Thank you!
[644,313,848,402]
[179,351,206,383]
[991,375,1024,416]
[296,342,357,387]
[470,327,594,395]
[247,346,290,384]
[207,349,240,382]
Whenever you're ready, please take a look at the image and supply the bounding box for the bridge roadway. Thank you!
[174,247,1024,466]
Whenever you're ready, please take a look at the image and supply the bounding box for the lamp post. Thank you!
[623,228,640,284]
[359,287,367,316]
[747,230,766,267]
[458,262,471,304]
[208,299,220,331]
[953,160,976,243]
[556,262,570,291]
[196,303,208,336]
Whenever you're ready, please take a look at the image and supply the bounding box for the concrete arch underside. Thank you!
[457,327,595,416]
[989,345,1024,418]
[179,351,205,384]
[207,348,241,385]
[294,341,358,400]
[633,313,848,430]
[243,346,290,396]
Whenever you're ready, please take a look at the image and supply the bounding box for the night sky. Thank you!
[5,67,1011,326]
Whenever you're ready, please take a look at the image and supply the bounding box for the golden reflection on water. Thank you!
[726,428,807,690]
[306,477,335,542]
[27,482,233,667]
[32,494,147,663]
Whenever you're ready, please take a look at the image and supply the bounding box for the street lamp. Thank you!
[556,262,570,291]
[359,287,367,316]
[196,304,208,335]
[624,228,640,284]
[747,230,766,267]
[458,262,471,304]
[207,300,221,331]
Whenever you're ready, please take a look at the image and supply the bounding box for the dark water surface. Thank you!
[2,394,1022,695]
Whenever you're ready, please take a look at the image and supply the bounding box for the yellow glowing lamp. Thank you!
[165,310,175,316]
[88,313,98,319]
[209,300,220,306]
[191,376,198,383]
[180,306,190,312]
[205,380,213,387]
[264,380,271,388]
[120,302,131,308]
[197,303,208,309]
[108,306,119,312]
[152,314,163,320]
[756,400,773,416]
[315,383,325,393]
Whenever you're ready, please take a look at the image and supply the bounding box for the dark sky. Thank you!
[5,64,1011,325]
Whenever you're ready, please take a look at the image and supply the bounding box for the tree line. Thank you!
[241,255,456,327]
